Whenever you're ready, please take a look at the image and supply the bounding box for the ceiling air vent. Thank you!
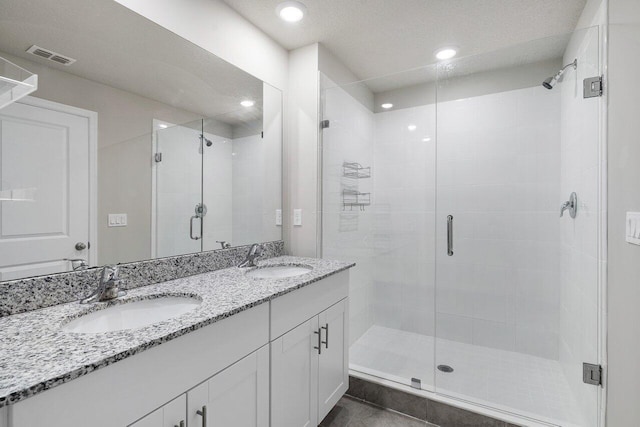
[26,45,76,66]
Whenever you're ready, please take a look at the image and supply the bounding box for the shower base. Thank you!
[350,325,584,427]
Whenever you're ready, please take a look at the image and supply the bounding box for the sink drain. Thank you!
[437,364,454,373]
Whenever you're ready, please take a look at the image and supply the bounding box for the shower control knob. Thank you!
[75,242,87,251]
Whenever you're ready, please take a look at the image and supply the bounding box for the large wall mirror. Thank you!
[0,0,283,280]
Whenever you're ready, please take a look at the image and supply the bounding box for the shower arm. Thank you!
[557,59,578,77]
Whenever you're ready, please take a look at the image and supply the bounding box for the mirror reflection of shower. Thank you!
[542,58,577,89]
[200,134,213,146]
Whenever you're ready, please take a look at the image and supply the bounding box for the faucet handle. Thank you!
[101,265,119,282]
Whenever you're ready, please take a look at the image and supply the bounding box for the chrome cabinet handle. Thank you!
[447,215,454,256]
[313,328,322,354]
[190,215,202,240]
[321,323,329,349]
[196,405,207,426]
[174,421,185,427]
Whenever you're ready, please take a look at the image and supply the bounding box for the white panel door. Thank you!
[187,346,269,427]
[0,99,94,280]
[128,394,186,427]
[271,317,319,427]
[317,299,349,421]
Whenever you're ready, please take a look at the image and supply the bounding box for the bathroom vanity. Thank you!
[0,257,353,427]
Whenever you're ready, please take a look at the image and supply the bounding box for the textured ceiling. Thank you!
[223,0,587,83]
[0,0,264,125]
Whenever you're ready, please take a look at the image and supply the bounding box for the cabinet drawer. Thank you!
[271,270,349,339]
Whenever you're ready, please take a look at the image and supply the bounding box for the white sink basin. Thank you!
[245,265,312,279]
[63,296,201,334]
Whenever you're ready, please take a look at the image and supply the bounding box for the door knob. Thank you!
[75,242,87,251]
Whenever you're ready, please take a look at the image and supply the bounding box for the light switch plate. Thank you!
[275,209,282,226]
[108,213,128,227]
[293,209,302,226]
[626,212,640,245]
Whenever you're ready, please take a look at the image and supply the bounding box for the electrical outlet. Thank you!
[293,209,302,226]
[276,209,282,226]
[626,212,640,245]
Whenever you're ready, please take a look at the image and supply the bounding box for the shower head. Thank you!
[200,134,213,147]
[542,59,577,90]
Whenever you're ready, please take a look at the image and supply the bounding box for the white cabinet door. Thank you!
[187,345,269,427]
[128,394,186,427]
[271,317,319,427]
[317,299,348,421]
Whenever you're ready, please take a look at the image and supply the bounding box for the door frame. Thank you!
[15,96,98,267]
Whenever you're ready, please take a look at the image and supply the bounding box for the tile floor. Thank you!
[350,325,585,427]
[320,396,437,427]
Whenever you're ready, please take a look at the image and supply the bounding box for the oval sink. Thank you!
[62,296,201,334]
[245,265,312,279]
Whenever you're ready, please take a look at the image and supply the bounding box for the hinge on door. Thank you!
[154,152,162,163]
[583,363,602,386]
[584,76,603,98]
[320,119,330,129]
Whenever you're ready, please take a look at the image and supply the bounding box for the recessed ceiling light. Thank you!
[422,137,431,142]
[435,47,458,60]
[408,125,417,131]
[381,103,393,109]
[240,100,255,107]
[276,1,307,23]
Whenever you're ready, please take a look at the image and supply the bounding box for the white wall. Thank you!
[286,44,320,257]
[372,105,436,338]
[606,0,640,425]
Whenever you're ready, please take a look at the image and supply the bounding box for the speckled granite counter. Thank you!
[0,256,354,407]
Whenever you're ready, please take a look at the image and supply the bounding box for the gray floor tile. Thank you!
[320,396,437,427]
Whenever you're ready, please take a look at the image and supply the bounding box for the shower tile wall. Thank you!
[372,106,436,338]
[435,86,562,359]
[203,133,233,250]
[324,83,563,361]
[322,83,376,345]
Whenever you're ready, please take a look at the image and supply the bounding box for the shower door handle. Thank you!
[190,215,202,240]
[447,215,454,256]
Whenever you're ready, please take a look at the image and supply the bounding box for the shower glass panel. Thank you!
[154,119,204,258]
[434,28,602,427]
[320,67,437,391]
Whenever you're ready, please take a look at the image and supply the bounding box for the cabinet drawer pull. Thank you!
[174,421,185,427]
[197,405,207,426]
[313,328,322,354]
[321,323,329,349]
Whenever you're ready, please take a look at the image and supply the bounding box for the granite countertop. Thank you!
[0,256,354,407]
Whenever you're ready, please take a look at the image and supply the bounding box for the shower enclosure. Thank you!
[320,27,605,427]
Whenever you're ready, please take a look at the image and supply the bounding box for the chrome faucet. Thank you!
[238,244,263,268]
[80,265,125,304]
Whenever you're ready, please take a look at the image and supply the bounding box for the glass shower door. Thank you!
[320,69,437,391]
[154,119,204,258]
[433,29,602,427]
